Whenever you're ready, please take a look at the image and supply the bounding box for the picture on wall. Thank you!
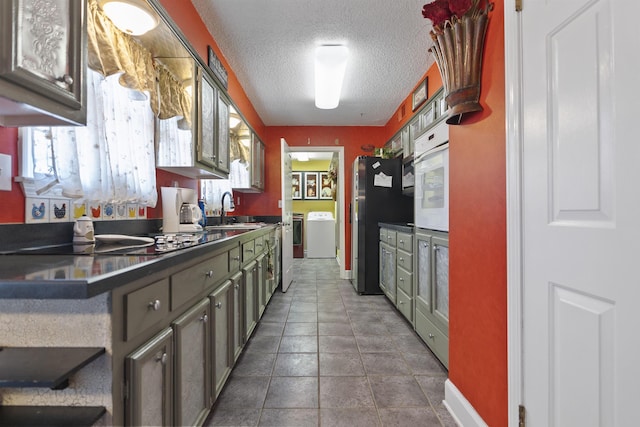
[292,172,302,199]
[304,172,318,199]
[319,172,333,199]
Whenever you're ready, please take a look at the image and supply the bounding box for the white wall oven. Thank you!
[414,121,449,232]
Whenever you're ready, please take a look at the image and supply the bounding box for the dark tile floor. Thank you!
[204,258,456,426]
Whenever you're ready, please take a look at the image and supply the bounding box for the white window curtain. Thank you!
[200,179,234,216]
[27,68,158,207]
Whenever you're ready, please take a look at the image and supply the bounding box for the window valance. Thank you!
[86,0,191,127]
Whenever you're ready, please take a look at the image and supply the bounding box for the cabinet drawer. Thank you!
[171,253,228,310]
[396,249,413,272]
[254,235,265,254]
[396,266,413,295]
[382,230,396,247]
[379,228,387,241]
[396,232,413,252]
[229,246,241,272]
[242,240,256,262]
[415,310,448,368]
[396,287,413,323]
[124,278,170,341]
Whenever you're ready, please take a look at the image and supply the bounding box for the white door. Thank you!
[521,1,639,425]
[280,138,293,292]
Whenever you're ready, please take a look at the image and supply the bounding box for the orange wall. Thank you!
[447,1,507,426]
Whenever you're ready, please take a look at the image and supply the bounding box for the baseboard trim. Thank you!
[444,379,488,427]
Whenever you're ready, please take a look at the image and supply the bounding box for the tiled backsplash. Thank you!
[25,197,147,224]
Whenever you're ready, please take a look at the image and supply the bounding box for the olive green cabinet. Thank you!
[210,279,232,399]
[230,271,244,362]
[172,299,211,427]
[242,260,258,341]
[0,0,87,126]
[379,226,414,324]
[415,229,449,368]
[125,328,174,427]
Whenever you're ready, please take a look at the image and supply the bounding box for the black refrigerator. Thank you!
[351,156,413,294]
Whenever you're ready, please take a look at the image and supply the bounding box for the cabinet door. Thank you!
[250,135,265,190]
[0,0,86,125]
[216,92,230,174]
[256,253,266,318]
[431,235,449,333]
[379,242,396,303]
[415,234,432,317]
[125,328,173,427]
[172,298,211,427]
[198,70,217,168]
[242,260,257,341]
[210,280,232,399]
[230,271,244,363]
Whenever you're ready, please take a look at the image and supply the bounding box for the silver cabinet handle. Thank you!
[148,299,161,311]
[201,314,208,323]
[428,333,435,339]
[399,257,404,262]
[233,256,240,261]
[398,301,404,305]
[399,277,404,282]
[246,249,254,253]
[156,352,167,364]
[215,302,222,309]
[206,270,214,278]
[234,284,240,289]
[399,239,404,244]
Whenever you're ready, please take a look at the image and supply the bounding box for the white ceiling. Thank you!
[190,0,435,127]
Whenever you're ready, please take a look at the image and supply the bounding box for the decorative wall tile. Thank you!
[73,202,88,219]
[127,204,138,219]
[88,202,103,220]
[115,204,128,220]
[102,203,116,220]
[25,198,49,223]
[50,199,70,222]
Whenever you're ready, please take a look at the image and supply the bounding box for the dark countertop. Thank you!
[0,225,275,300]
[378,222,414,233]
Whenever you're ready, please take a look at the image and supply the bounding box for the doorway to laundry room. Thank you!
[287,147,346,278]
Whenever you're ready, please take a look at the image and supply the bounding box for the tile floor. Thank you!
[204,258,456,426]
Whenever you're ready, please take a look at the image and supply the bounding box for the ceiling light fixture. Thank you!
[315,45,348,109]
[99,0,159,36]
[297,153,309,162]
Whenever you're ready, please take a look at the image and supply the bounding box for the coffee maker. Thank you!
[161,187,203,233]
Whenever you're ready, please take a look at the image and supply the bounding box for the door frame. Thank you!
[288,146,346,279]
[505,1,524,425]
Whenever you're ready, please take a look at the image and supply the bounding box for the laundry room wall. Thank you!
[292,159,336,255]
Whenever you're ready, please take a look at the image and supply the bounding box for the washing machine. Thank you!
[306,211,336,258]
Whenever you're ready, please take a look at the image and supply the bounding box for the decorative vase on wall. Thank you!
[429,8,491,125]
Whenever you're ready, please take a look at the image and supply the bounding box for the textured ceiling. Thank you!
[190,0,435,127]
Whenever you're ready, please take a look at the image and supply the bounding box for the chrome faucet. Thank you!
[220,191,234,224]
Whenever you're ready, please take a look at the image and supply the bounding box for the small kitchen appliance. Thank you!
[161,187,203,233]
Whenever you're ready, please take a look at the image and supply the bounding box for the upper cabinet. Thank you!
[0,0,87,126]
[228,106,264,193]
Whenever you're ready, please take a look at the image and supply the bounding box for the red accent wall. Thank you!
[447,1,508,426]
[0,127,23,223]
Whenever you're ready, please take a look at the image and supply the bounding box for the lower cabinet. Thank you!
[172,299,211,427]
[379,241,396,303]
[415,229,449,368]
[125,328,174,427]
[242,260,258,341]
[119,227,277,426]
[210,280,232,400]
[230,271,244,363]
[256,252,267,317]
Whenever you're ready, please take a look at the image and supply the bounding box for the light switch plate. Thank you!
[0,154,11,191]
